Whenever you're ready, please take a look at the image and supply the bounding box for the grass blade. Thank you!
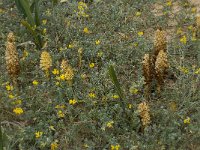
[108,65,126,111]
[17,0,35,26]
[108,65,124,99]
[34,0,41,26]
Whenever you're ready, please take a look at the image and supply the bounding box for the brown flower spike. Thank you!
[154,29,167,54]
[155,49,169,94]
[138,101,151,127]
[142,54,153,99]
[5,32,20,85]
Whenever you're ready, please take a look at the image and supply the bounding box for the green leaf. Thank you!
[16,0,35,26]
[15,0,26,18]
[108,65,126,112]
[34,0,41,26]
[108,65,124,99]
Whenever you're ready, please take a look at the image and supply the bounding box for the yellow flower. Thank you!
[57,110,65,118]
[188,25,193,30]
[9,94,15,99]
[69,99,77,105]
[111,144,120,150]
[129,88,138,94]
[51,141,59,150]
[78,1,88,10]
[106,121,114,128]
[68,44,74,48]
[32,80,39,85]
[42,19,47,25]
[88,92,96,98]
[89,63,95,68]
[13,107,23,115]
[179,67,189,74]
[180,35,187,44]
[42,28,47,35]
[6,85,13,91]
[112,94,119,99]
[95,40,101,45]
[52,69,59,75]
[60,74,66,80]
[166,1,172,6]
[135,11,141,16]
[22,50,29,59]
[138,31,144,36]
[83,27,90,34]
[191,7,197,13]
[184,117,190,124]
[195,68,200,74]
[128,104,132,109]
[35,131,43,138]
[55,104,65,109]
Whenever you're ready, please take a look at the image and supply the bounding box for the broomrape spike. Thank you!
[5,32,20,85]
[155,49,169,94]
[60,59,74,85]
[40,51,52,77]
[138,101,151,127]
[196,15,200,28]
[153,29,167,66]
[142,54,153,99]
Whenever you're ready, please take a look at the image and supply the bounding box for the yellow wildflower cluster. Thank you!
[51,140,59,150]
[112,94,119,99]
[77,1,89,17]
[57,110,65,118]
[106,121,114,128]
[111,144,120,150]
[13,107,24,115]
[32,80,39,85]
[6,84,13,91]
[69,99,77,105]
[35,131,43,138]
[184,117,191,124]
[180,35,187,44]
[88,92,96,98]
[89,63,95,68]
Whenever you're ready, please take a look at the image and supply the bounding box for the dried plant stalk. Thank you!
[5,32,20,85]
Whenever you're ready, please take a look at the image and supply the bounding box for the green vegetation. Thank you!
[0,0,200,149]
